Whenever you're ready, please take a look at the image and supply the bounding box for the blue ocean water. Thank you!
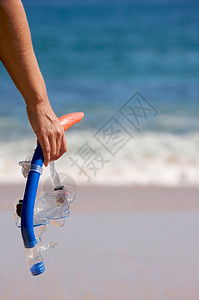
[0,0,198,185]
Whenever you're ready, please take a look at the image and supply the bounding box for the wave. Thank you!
[0,130,198,187]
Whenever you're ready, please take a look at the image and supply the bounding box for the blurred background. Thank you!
[0,1,199,299]
[0,0,198,185]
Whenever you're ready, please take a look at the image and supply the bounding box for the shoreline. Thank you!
[1,183,199,212]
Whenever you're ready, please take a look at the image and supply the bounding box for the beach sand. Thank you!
[0,185,199,300]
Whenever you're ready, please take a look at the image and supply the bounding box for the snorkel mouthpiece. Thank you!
[26,247,45,276]
[19,112,84,276]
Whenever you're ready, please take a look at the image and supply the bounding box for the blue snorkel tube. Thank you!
[20,112,84,276]
[21,143,45,275]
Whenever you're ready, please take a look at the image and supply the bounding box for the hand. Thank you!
[26,101,67,167]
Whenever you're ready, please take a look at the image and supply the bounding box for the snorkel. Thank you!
[15,112,84,276]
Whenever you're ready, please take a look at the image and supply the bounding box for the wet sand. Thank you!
[0,185,199,299]
[1,184,199,212]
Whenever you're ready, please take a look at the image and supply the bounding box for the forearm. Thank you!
[0,0,48,106]
[0,0,67,166]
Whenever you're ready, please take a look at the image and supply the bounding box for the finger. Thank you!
[59,135,67,158]
[62,134,68,153]
[49,132,57,161]
[56,134,62,157]
[56,126,65,156]
[39,136,50,167]
[51,135,67,161]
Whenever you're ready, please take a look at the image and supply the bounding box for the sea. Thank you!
[0,0,198,186]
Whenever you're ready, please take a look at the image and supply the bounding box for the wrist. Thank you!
[25,90,50,109]
[26,96,55,123]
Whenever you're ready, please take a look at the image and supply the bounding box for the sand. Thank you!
[0,184,199,300]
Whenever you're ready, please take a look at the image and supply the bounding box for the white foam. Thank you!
[0,131,198,187]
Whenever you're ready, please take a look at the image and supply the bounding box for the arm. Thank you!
[0,0,67,166]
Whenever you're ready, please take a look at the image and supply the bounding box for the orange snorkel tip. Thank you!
[59,112,84,132]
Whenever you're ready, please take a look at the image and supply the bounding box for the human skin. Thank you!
[0,0,67,166]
